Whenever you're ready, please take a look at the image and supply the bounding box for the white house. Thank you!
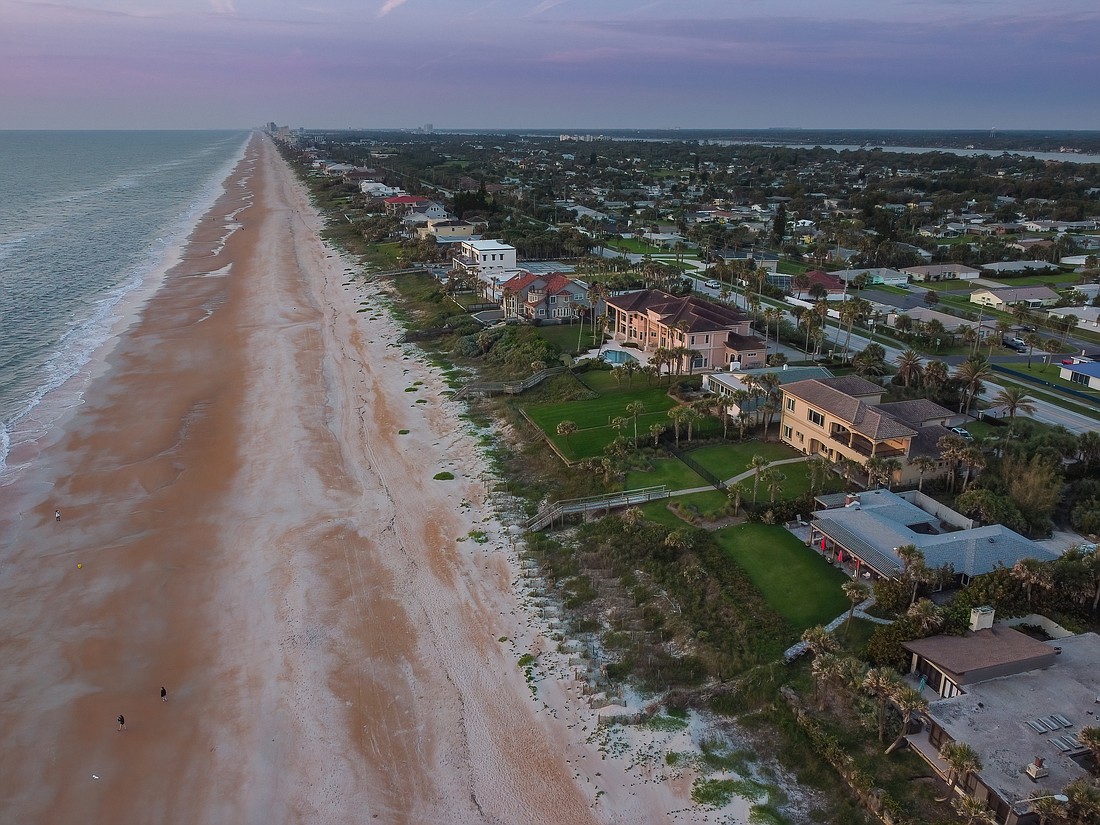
[452,239,519,297]
[1059,361,1100,390]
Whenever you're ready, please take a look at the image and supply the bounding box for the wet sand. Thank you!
[0,134,703,823]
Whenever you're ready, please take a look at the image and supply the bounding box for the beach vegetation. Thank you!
[433,471,455,480]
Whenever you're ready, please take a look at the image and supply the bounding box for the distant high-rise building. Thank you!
[424,123,434,134]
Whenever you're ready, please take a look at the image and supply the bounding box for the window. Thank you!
[807,409,825,427]
[786,397,796,412]
[690,335,696,346]
[1070,372,1089,386]
[548,295,556,304]
[783,426,792,440]
[704,334,710,344]
[692,356,705,370]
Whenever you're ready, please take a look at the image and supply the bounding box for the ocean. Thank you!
[0,130,249,477]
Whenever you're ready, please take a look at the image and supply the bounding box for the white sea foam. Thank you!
[0,133,251,479]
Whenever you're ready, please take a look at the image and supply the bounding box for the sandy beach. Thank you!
[0,134,722,823]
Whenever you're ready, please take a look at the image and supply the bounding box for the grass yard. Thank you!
[534,322,598,356]
[1015,362,1100,397]
[715,523,849,631]
[604,237,664,255]
[526,385,677,432]
[625,459,707,492]
[686,442,801,481]
[989,272,1078,287]
[639,490,731,528]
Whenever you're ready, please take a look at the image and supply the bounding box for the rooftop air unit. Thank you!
[969,605,995,633]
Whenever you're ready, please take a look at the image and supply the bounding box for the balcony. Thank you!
[827,432,906,459]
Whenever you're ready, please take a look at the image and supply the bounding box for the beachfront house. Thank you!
[604,289,766,373]
[778,376,961,488]
[500,272,589,322]
[899,615,1098,825]
[451,239,519,299]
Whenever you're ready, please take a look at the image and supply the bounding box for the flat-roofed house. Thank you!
[898,615,1098,825]
[604,289,766,373]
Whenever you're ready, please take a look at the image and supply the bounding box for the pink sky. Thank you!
[1,0,1097,129]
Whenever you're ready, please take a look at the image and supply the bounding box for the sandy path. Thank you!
[0,135,701,824]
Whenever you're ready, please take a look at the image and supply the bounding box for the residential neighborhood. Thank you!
[279,128,1100,825]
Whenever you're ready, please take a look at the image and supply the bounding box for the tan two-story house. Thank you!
[779,376,957,486]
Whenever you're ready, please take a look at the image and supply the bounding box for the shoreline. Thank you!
[0,133,733,822]
[0,132,250,482]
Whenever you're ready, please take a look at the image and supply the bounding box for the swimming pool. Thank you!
[601,349,638,364]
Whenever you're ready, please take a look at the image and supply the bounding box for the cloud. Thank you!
[209,0,236,13]
[530,0,568,14]
[378,0,409,16]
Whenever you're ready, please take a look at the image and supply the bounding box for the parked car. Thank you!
[1062,358,1075,365]
[951,427,974,440]
[704,279,721,289]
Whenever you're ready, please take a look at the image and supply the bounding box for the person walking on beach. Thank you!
[117,714,126,731]
[160,686,167,702]
[55,509,61,522]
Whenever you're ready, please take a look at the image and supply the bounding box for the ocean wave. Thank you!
[0,132,251,477]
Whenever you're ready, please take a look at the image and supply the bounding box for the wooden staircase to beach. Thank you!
[523,486,670,531]
[450,366,566,400]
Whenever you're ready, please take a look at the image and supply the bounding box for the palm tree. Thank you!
[937,433,967,493]
[800,625,839,658]
[811,651,842,711]
[885,684,928,754]
[863,666,901,743]
[1024,332,1043,368]
[682,405,702,443]
[762,468,786,503]
[1078,725,1100,766]
[1012,557,1052,609]
[842,579,870,631]
[992,386,1036,418]
[910,455,937,492]
[953,794,996,825]
[649,422,665,448]
[625,401,645,446]
[865,456,889,488]
[726,482,747,516]
[907,598,943,634]
[748,455,771,504]
[556,420,577,445]
[953,356,993,416]
[959,445,986,491]
[896,544,928,608]
[1043,337,1062,368]
[667,405,689,446]
[923,360,949,394]
[895,348,924,389]
[938,741,982,803]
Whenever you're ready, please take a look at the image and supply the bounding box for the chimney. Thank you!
[1025,757,1048,780]
[969,606,995,633]
[844,493,860,507]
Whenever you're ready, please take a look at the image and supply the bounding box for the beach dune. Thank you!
[0,134,696,824]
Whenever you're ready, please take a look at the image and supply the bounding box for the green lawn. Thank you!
[986,272,1079,287]
[638,491,729,527]
[715,523,850,631]
[625,458,707,492]
[535,322,595,355]
[1014,362,1100,397]
[604,237,664,255]
[526,385,677,432]
[686,442,801,481]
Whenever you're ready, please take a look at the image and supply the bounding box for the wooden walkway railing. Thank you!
[450,366,566,400]
[523,486,669,531]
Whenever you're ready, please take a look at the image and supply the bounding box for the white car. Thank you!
[950,427,973,440]
[704,280,721,289]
